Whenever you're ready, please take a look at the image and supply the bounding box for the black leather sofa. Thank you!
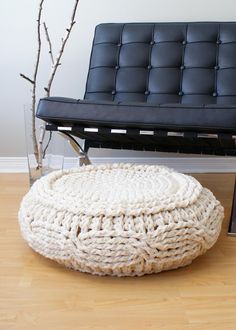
[37,22,236,234]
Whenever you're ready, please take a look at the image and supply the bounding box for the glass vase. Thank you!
[24,106,66,186]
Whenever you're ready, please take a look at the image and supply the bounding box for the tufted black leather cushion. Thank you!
[85,22,236,105]
[37,97,236,133]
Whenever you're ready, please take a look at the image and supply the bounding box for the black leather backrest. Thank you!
[84,22,236,105]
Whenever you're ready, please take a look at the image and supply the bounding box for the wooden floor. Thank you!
[0,173,236,330]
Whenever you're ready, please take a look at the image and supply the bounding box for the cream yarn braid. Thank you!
[18,163,224,276]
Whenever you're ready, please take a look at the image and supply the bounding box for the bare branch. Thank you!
[45,0,80,97]
[43,22,54,64]
[33,0,44,93]
[21,0,80,172]
[24,0,45,165]
[19,73,35,85]
[27,0,45,166]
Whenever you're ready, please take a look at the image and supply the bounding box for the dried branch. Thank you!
[20,0,80,174]
[20,0,45,166]
[44,0,80,97]
[19,73,35,85]
[32,0,45,166]
[43,22,54,64]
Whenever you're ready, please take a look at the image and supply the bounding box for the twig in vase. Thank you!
[43,22,54,64]
[44,0,80,97]
[20,0,80,175]
[19,74,35,85]
[20,0,45,166]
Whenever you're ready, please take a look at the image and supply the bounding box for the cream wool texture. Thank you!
[18,164,224,276]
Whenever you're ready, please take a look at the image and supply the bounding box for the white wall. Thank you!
[1,0,236,157]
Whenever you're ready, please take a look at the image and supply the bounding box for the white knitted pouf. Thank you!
[18,164,224,276]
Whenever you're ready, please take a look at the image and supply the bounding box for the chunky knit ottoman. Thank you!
[18,164,224,276]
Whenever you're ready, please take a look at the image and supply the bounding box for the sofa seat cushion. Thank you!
[37,97,236,133]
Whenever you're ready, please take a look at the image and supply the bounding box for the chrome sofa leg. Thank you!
[59,132,91,166]
[228,176,236,236]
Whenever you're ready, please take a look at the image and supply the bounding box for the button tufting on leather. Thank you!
[145,91,150,95]
[213,92,217,97]
[85,23,236,107]
[111,90,116,95]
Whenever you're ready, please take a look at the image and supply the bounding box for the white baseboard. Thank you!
[0,157,28,173]
[1,156,236,173]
